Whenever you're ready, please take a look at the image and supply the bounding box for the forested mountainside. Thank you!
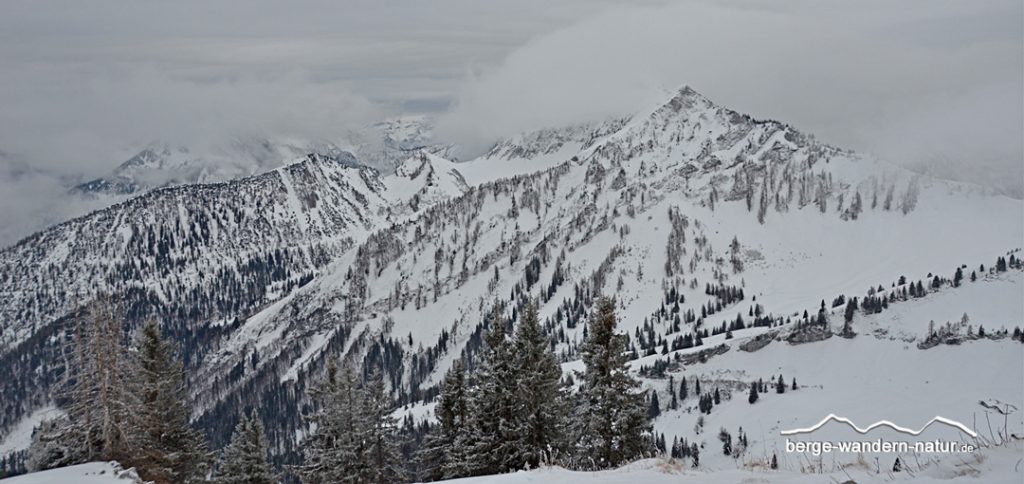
[0,150,468,441]
[1,86,1020,480]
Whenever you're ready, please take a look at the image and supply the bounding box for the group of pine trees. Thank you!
[418,297,653,479]
[294,364,401,483]
[27,300,276,484]
[748,375,796,404]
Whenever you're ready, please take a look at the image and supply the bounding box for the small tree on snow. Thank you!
[718,428,732,456]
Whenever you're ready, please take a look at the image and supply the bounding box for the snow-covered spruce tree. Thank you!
[214,410,275,484]
[28,300,134,471]
[129,320,210,483]
[296,363,366,483]
[574,297,653,469]
[360,368,402,483]
[416,360,469,481]
[647,392,661,419]
[511,300,570,470]
[462,304,519,476]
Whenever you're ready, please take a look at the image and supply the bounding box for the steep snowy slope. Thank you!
[177,87,1021,469]
[385,153,470,219]
[0,150,462,443]
[457,118,627,185]
[1,152,386,351]
[1,86,1020,479]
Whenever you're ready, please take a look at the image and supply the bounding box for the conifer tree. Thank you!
[667,377,678,410]
[512,301,569,469]
[214,410,275,484]
[647,392,661,419]
[747,382,758,404]
[297,363,366,484]
[719,428,732,456]
[360,368,401,483]
[574,297,653,469]
[130,320,210,483]
[418,361,469,481]
[463,304,519,475]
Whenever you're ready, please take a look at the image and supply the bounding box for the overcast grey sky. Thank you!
[0,0,1021,245]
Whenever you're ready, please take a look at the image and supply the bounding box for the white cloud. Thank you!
[437,0,1023,180]
[0,0,1020,247]
[0,66,381,174]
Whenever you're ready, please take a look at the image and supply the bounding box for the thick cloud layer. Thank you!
[0,0,1020,247]
[438,0,1023,185]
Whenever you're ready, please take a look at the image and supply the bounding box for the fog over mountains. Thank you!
[0,1,1021,483]
[1,85,1021,482]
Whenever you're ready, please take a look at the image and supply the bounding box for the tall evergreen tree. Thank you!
[297,363,366,484]
[512,300,570,469]
[463,304,519,475]
[417,360,469,481]
[213,410,275,484]
[574,297,653,469]
[360,368,401,483]
[130,320,210,483]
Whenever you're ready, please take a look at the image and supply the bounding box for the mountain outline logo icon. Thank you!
[780,414,978,437]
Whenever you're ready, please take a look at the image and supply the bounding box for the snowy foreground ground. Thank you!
[8,444,1019,484]
[446,450,1024,484]
[0,462,141,483]
[6,448,1022,484]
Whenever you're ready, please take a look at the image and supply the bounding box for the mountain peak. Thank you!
[657,84,715,116]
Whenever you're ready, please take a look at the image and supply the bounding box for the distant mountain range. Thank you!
[72,116,457,198]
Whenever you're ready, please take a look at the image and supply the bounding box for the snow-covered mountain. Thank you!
[1,86,1021,480]
[71,138,350,197]
[363,115,460,170]
[72,117,455,199]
